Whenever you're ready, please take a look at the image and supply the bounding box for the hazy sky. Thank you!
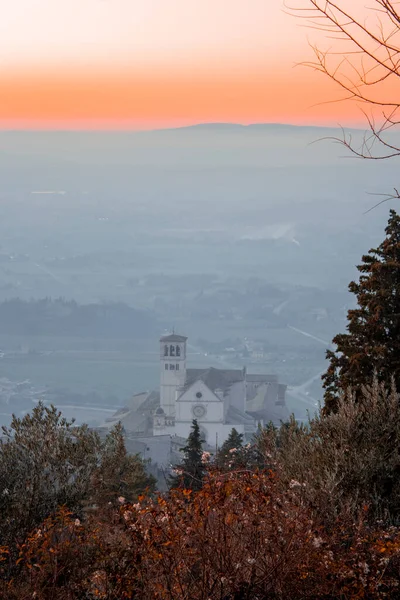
[1,1,297,68]
[0,0,375,128]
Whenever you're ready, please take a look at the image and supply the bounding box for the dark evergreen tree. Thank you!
[169,419,205,491]
[323,209,400,413]
[216,427,244,468]
[92,422,156,506]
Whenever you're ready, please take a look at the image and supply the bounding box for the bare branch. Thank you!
[364,188,400,213]
[287,0,400,168]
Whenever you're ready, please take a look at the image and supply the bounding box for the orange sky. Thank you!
[0,67,367,130]
[0,0,385,129]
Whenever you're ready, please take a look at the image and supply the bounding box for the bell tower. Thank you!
[160,333,187,417]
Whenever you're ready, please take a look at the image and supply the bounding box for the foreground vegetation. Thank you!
[2,381,400,598]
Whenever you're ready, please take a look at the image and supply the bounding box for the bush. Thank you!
[0,403,155,558]
[4,387,400,598]
[258,380,400,524]
[4,470,400,599]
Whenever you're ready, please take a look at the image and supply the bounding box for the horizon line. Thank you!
[0,120,366,133]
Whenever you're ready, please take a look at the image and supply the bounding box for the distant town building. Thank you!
[103,333,289,469]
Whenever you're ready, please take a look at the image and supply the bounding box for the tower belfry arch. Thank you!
[159,333,187,417]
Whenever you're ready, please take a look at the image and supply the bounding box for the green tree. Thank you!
[92,422,156,505]
[216,427,243,468]
[0,403,100,547]
[169,419,205,492]
[0,402,155,549]
[323,210,400,413]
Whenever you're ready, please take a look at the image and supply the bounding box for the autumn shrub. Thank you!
[0,501,151,599]
[5,468,400,599]
[257,380,400,525]
[0,404,99,551]
[5,388,400,598]
[0,403,155,562]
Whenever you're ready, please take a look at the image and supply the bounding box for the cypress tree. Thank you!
[323,209,400,413]
[216,427,244,468]
[169,419,205,491]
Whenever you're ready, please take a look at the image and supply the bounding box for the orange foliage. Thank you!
[2,470,400,599]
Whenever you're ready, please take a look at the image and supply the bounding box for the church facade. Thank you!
[154,333,288,448]
[103,332,289,468]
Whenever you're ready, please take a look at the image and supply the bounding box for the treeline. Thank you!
[0,297,158,338]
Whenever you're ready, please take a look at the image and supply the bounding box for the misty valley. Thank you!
[0,124,398,427]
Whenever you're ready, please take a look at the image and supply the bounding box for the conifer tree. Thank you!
[323,210,400,413]
[169,419,205,491]
[216,427,244,469]
[92,422,156,506]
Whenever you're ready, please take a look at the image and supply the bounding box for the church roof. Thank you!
[103,390,160,434]
[246,382,290,425]
[185,367,244,393]
[138,390,160,411]
[246,374,279,383]
[160,334,188,343]
[226,405,255,425]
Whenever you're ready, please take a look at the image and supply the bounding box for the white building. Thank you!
[159,334,187,417]
[104,333,289,463]
[154,333,254,447]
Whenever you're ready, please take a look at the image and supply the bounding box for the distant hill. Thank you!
[0,298,158,338]
[0,122,396,175]
[158,122,362,133]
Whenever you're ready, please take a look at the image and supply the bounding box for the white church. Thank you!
[103,333,289,465]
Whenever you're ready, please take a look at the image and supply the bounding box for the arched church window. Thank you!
[164,345,169,356]
[176,345,181,357]
[170,345,175,356]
